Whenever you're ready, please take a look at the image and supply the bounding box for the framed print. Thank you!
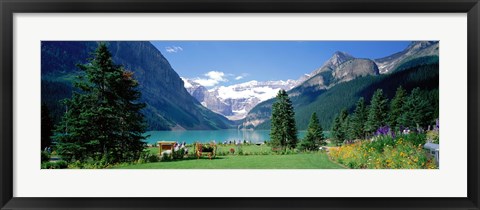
[1,0,479,209]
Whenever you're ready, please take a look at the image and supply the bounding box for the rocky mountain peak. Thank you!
[326,51,355,67]
[310,51,355,76]
[375,41,439,74]
[332,59,379,83]
[406,41,437,52]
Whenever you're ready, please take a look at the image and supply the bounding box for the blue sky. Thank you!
[150,41,411,87]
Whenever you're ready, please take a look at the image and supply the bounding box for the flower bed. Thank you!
[329,134,437,169]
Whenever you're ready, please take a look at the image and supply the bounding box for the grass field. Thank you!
[114,144,344,169]
[114,152,344,169]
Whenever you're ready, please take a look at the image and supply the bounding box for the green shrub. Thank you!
[41,151,50,163]
[41,162,52,169]
[402,133,427,146]
[68,160,83,169]
[41,160,68,169]
[99,155,111,166]
[148,154,159,162]
[161,152,172,161]
[56,160,68,168]
[369,135,395,152]
[135,151,160,163]
[173,148,185,160]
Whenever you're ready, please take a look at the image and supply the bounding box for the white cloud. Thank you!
[193,78,221,87]
[193,71,229,87]
[205,71,227,82]
[165,46,183,53]
[234,73,249,80]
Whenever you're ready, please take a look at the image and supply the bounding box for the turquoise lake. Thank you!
[144,129,308,145]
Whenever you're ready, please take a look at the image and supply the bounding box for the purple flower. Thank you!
[375,126,390,136]
[390,129,396,139]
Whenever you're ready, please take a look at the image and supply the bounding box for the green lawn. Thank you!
[146,144,276,156]
[113,153,345,169]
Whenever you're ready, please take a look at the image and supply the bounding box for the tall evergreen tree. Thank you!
[349,97,368,140]
[399,87,433,129]
[41,104,54,150]
[365,89,388,135]
[298,112,325,151]
[429,89,439,124]
[331,116,342,146]
[270,89,298,149]
[331,108,348,146]
[388,86,407,129]
[343,115,353,141]
[53,43,146,163]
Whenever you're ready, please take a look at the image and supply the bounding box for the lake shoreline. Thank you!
[143,129,319,145]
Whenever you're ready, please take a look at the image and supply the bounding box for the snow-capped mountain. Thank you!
[182,78,300,120]
[182,78,233,116]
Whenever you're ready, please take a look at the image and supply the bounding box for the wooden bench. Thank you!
[195,142,216,160]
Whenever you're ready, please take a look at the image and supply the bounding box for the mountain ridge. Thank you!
[182,77,301,120]
[374,41,439,73]
[41,41,234,131]
[242,41,439,130]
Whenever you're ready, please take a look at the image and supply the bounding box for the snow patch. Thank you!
[181,77,301,120]
[181,77,193,88]
[213,80,296,101]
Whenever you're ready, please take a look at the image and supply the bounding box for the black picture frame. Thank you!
[1,0,479,209]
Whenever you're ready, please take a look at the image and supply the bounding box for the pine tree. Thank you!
[298,112,325,151]
[399,87,433,129]
[365,89,388,135]
[270,89,298,149]
[331,115,342,146]
[349,97,368,140]
[41,104,54,150]
[343,115,353,141]
[429,89,439,124]
[53,43,146,164]
[389,86,407,129]
[331,108,348,146]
